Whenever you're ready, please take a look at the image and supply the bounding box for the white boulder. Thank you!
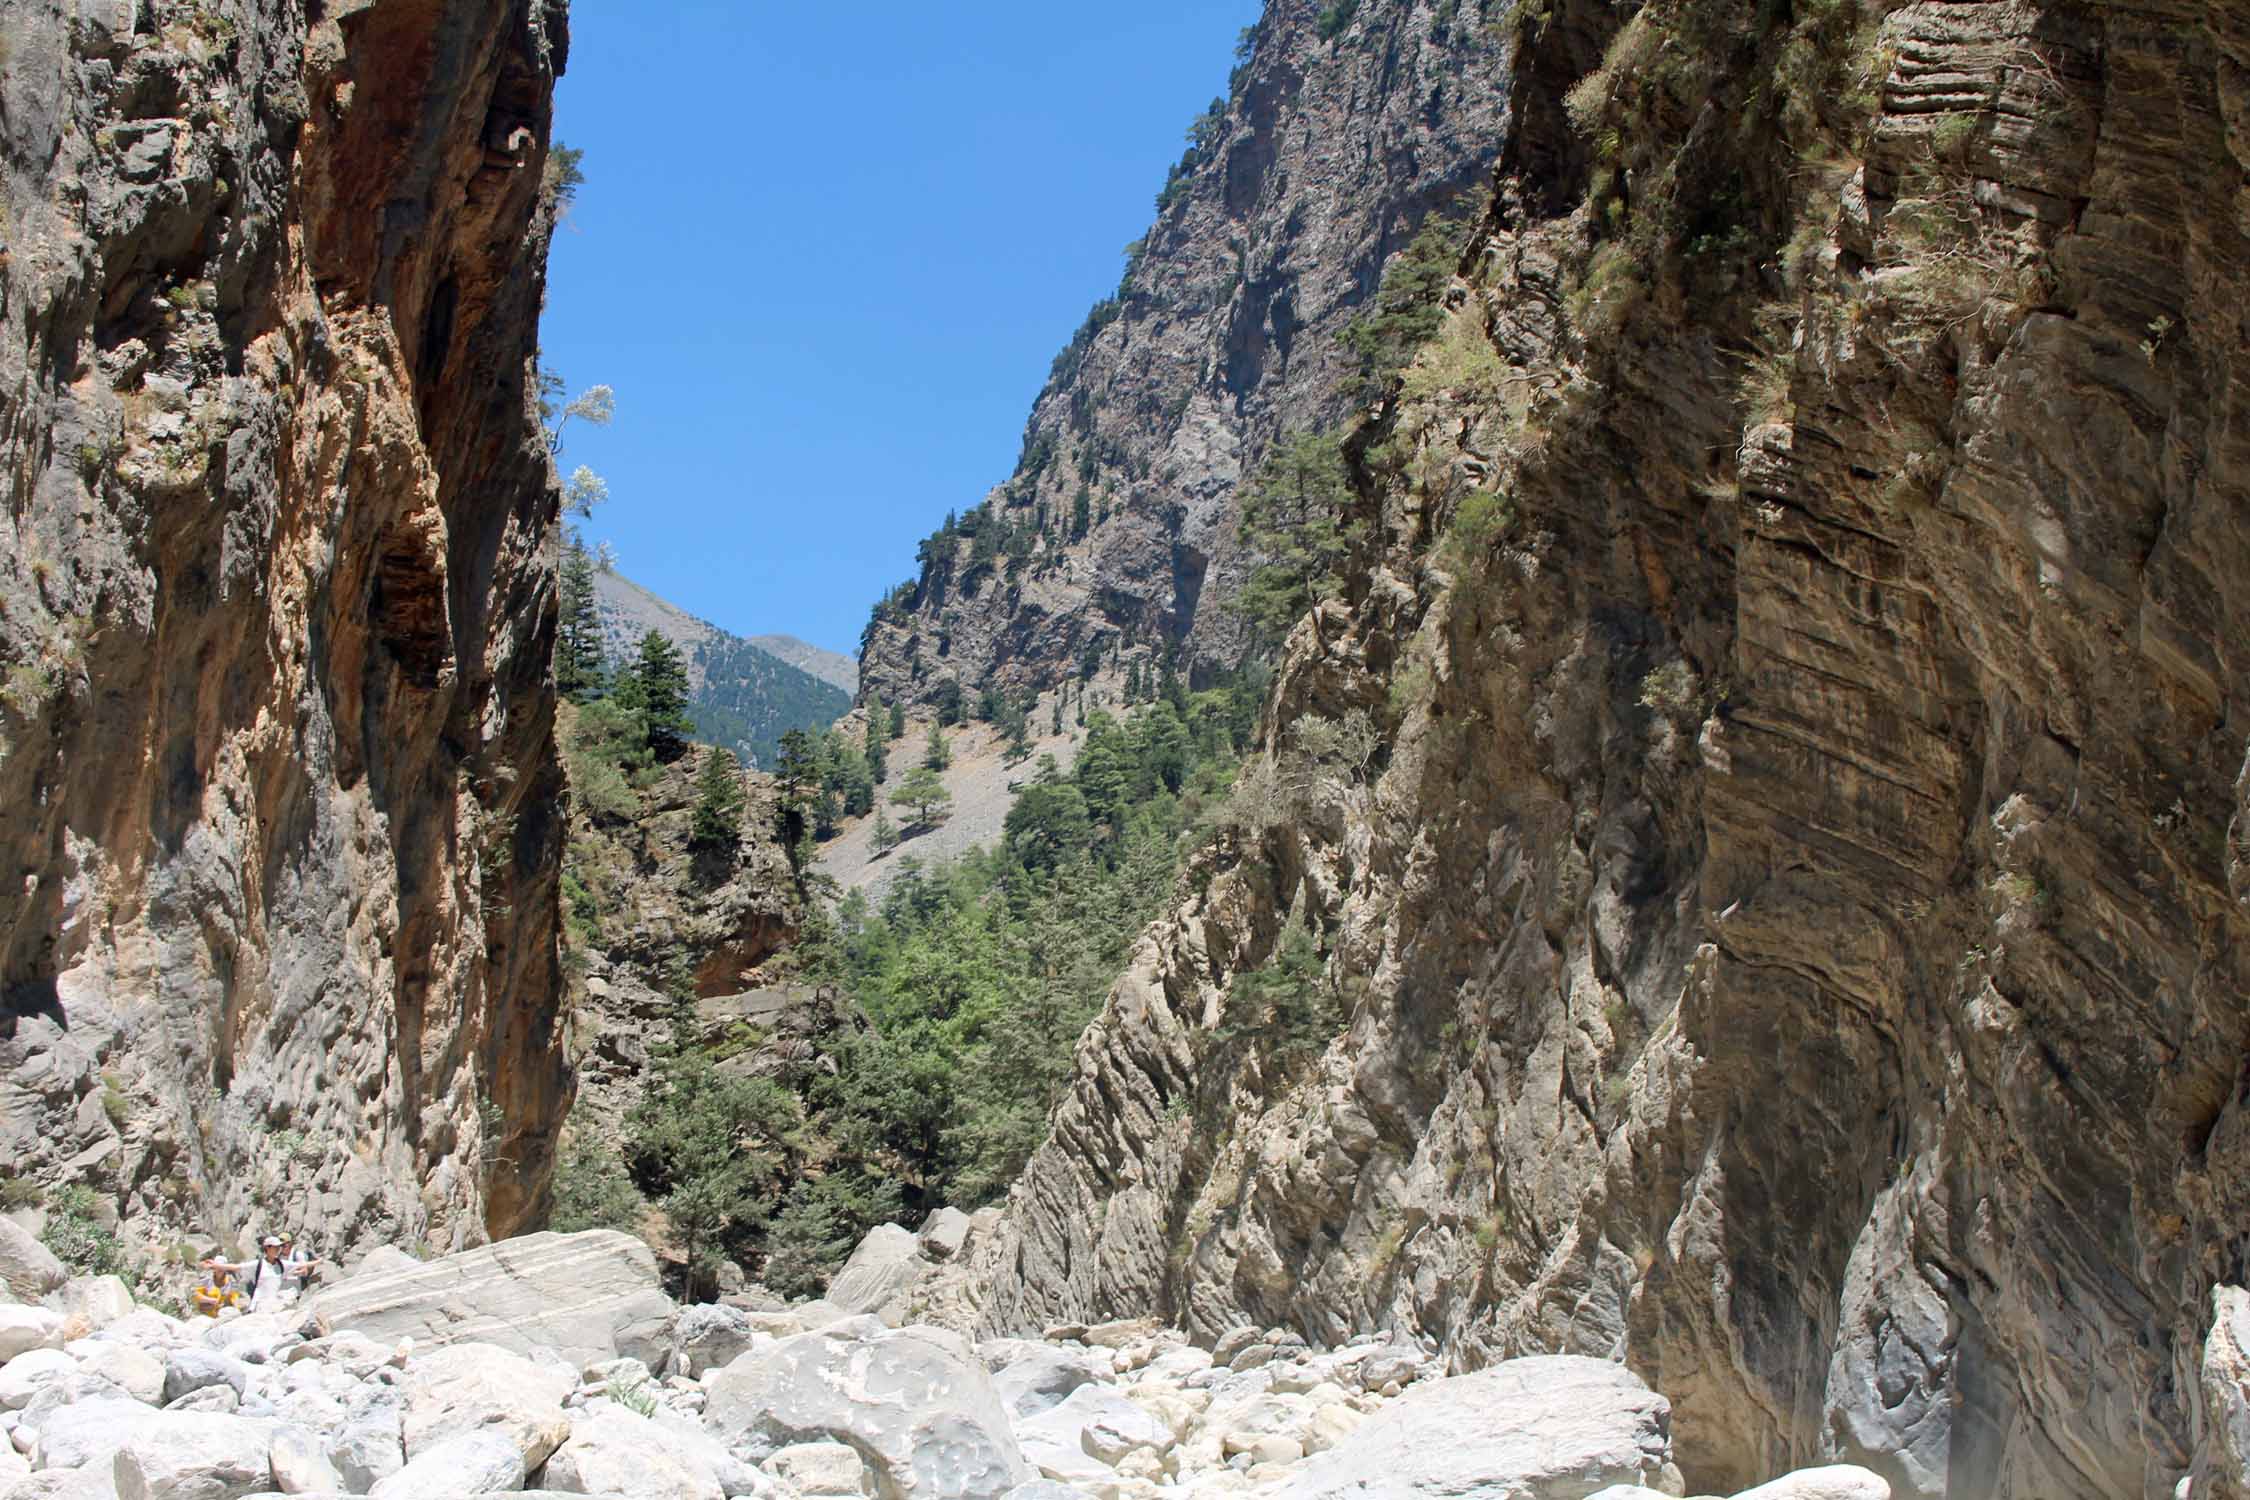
[315,1231,675,1372]
[1272,1356,1673,1499]
[705,1323,1030,1499]
[110,1410,275,1500]
[0,1306,69,1363]
[542,1400,725,1499]
[399,1340,572,1469]
[368,1426,524,1498]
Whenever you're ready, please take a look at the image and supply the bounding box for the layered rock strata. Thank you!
[0,0,573,1255]
[972,3,2250,1499]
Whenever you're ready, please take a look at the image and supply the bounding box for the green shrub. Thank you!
[42,1186,126,1278]
[1317,1,1358,40]
[551,1130,645,1234]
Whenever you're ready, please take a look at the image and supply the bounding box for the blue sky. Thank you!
[539,1,1264,656]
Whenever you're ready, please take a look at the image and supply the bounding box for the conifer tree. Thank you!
[889,701,907,739]
[690,746,746,853]
[556,538,607,701]
[890,767,952,828]
[922,722,951,771]
[864,712,889,784]
[871,804,897,854]
[626,629,694,761]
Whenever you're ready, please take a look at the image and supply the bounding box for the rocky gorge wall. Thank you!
[967,2,2250,1499]
[0,0,573,1257]
[857,0,1516,710]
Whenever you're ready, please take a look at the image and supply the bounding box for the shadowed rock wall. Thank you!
[0,0,572,1255]
[971,3,2250,1499]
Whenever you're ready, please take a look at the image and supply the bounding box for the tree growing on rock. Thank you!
[556,537,606,702]
[690,746,746,855]
[1237,430,1361,649]
[616,629,693,762]
[922,722,951,771]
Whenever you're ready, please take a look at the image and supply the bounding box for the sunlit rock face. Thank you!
[0,0,574,1256]
[967,3,2250,1499]
[857,0,1516,710]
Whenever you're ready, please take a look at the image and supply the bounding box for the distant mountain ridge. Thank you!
[590,568,850,768]
[744,634,856,696]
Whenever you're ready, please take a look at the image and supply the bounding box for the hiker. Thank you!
[189,1256,239,1317]
[281,1231,322,1296]
[203,1235,296,1314]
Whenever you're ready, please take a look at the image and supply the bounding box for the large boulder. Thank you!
[1013,1383,1172,1477]
[1272,1356,1673,1499]
[313,1231,674,1371]
[704,1324,1030,1499]
[164,1349,252,1405]
[75,1340,166,1404]
[0,1304,68,1362]
[326,1383,406,1491]
[368,1427,524,1498]
[111,1410,275,1500]
[823,1225,927,1327]
[916,1209,972,1264]
[46,1276,134,1333]
[398,1341,572,1469]
[0,1347,78,1408]
[670,1303,759,1379]
[0,1218,68,1302]
[29,1395,168,1470]
[541,1401,724,1500]
[986,1343,1106,1418]
[1731,1468,1891,1500]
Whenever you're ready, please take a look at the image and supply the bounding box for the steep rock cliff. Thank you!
[857,0,1514,709]
[0,0,571,1256]
[973,3,2250,1499]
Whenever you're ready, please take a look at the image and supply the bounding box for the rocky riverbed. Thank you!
[0,1224,1904,1500]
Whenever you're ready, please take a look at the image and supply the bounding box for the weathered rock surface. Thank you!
[112,1410,275,1500]
[314,1232,674,1371]
[1272,1358,1672,1498]
[704,1324,1029,1499]
[858,0,1515,708]
[0,0,574,1262]
[397,1340,571,1468]
[963,4,2250,1500]
[822,1224,923,1327]
[539,1400,723,1500]
[0,1223,68,1303]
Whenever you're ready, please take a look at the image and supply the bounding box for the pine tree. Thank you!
[556,538,607,701]
[871,804,897,854]
[889,701,907,739]
[864,713,889,784]
[625,629,694,761]
[890,767,953,828]
[690,746,746,853]
[922,722,951,771]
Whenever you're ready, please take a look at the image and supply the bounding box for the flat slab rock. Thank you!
[704,1322,1029,1499]
[1271,1355,1674,1499]
[311,1230,674,1371]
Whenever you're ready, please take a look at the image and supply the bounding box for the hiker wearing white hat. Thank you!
[202,1234,293,1314]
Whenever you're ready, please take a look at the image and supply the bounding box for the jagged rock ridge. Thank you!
[0,0,573,1257]
[966,2,2250,1499]
[857,0,1515,711]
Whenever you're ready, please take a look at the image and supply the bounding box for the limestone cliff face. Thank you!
[974,4,2250,1499]
[0,0,571,1256]
[857,0,1513,710]
[561,735,805,1138]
